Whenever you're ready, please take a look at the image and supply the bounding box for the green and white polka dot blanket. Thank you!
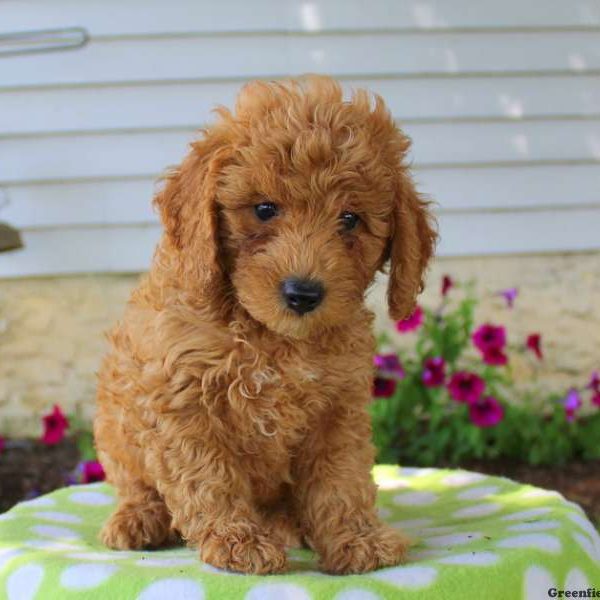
[1,466,598,599]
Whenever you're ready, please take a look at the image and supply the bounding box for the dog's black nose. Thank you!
[281,278,325,315]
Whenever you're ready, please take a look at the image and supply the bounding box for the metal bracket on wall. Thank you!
[0,27,89,58]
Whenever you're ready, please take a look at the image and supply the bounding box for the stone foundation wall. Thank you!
[1,251,598,436]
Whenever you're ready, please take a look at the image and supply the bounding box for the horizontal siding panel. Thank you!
[1,0,598,36]
[2,207,599,277]
[3,120,600,184]
[3,164,600,229]
[3,76,600,135]
[2,32,600,89]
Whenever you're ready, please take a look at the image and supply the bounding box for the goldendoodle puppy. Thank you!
[94,76,436,575]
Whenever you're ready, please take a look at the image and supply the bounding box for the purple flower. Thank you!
[526,334,543,360]
[374,354,405,380]
[469,396,504,428]
[447,371,485,404]
[81,461,105,484]
[587,371,600,393]
[472,324,507,354]
[373,377,397,398]
[499,288,518,309]
[441,275,454,297]
[422,357,446,388]
[396,306,424,334]
[482,346,508,367]
[563,388,582,422]
[41,405,69,446]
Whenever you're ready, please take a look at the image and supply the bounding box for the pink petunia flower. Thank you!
[396,306,424,333]
[422,357,446,388]
[81,461,105,484]
[499,288,518,309]
[373,377,397,398]
[374,354,405,380]
[441,275,454,297]
[482,346,508,367]
[592,392,600,408]
[0,436,5,454]
[587,371,600,393]
[447,371,485,404]
[41,405,69,446]
[563,388,582,422]
[469,396,505,428]
[472,324,507,354]
[526,334,543,360]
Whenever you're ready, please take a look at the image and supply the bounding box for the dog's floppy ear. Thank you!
[387,168,437,321]
[154,133,232,296]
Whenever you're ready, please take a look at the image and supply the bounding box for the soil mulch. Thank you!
[0,439,598,527]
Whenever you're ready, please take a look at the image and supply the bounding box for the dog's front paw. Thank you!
[319,525,411,575]
[199,525,287,575]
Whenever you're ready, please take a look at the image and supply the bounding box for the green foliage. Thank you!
[370,281,600,467]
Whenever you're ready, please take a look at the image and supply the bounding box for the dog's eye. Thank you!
[340,211,360,232]
[254,202,278,222]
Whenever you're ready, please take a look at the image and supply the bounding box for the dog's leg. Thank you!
[294,404,411,574]
[149,430,288,574]
[100,478,179,550]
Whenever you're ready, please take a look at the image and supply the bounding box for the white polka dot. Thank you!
[441,472,487,487]
[453,503,501,519]
[497,533,561,554]
[0,513,14,521]
[200,564,243,576]
[566,511,600,543]
[19,496,56,508]
[138,578,204,600]
[572,532,600,564]
[506,520,561,533]
[436,551,499,566]
[136,557,197,567]
[60,564,117,590]
[500,508,552,522]
[520,489,562,501]
[33,511,82,524]
[400,467,435,478]
[67,552,133,561]
[69,491,115,506]
[245,583,311,600]
[6,564,44,600]
[524,565,556,600]
[30,524,81,540]
[377,478,410,491]
[372,565,437,589]
[24,540,81,552]
[377,507,392,519]
[393,491,438,506]
[390,518,433,530]
[457,486,500,501]
[335,589,382,600]
[424,531,482,547]
[565,568,590,591]
[0,549,23,570]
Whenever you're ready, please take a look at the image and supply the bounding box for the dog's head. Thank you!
[155,77,437,339]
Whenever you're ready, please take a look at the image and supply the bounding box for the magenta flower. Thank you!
[499,287,518,308]
[472,324,506,354]
[373,377,397,398]
[526,333,543,360]
[396,306,424,333]
[374,354,405,380]
[41,405,69,446]
[422,357,446,388]
[587,371,600,393]
[447,371,485,404]
[469,396,504,428]
[441,275,453,297]
[81,461,105,484]
[482,346,508,366]
[592,392,600,408]
[563,388,582,422]
[0,436,4,454]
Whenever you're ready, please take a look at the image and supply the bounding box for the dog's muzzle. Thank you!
[281,278,325,315]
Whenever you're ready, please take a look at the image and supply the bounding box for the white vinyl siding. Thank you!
[1,0,599,277]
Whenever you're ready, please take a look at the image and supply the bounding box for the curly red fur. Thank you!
[94,76,437,574]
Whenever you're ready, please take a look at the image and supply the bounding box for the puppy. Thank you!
[94,76,436,575]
